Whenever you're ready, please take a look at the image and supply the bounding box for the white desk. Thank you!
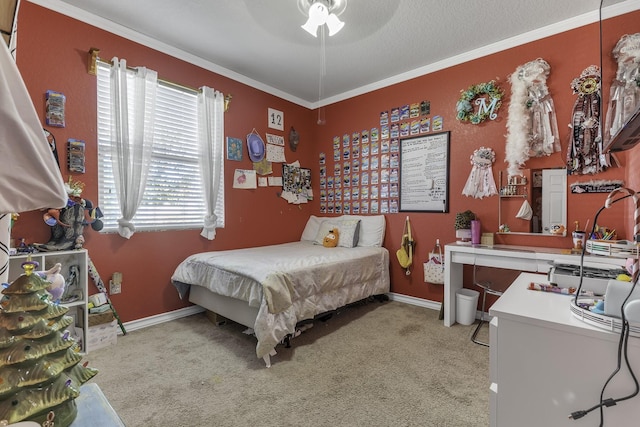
[443,243,625,326]
[489,272,640,426]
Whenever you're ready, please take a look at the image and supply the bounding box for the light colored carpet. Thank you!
[85,300,489,427]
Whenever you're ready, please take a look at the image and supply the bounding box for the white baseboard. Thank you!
[120,305,205,335]
[388,292,442,311]
[387,293,481,321]
[122,294,443,334]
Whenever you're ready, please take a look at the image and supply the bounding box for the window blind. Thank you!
[96,61,222,232]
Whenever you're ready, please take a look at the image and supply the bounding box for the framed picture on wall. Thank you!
[399,131,450,212]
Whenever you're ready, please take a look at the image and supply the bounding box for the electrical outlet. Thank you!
[110,272,122,294]
[112,272,122,284]
[110,279,121,294]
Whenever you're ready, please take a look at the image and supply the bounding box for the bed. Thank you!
[171,214,390,366]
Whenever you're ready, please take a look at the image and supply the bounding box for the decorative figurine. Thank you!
[38,177,103,252]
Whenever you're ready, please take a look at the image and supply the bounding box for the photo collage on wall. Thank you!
[319,101,441,215]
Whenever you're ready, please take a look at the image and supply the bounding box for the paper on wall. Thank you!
[266,133,285,146]
[280,191,296,203]
[253,158,273,175]
[268,176,283,186]
[280,191,308,204]
[233,169,257,189]
[266,143,286,163]
[280,160,312,205]
[258,177,268,187]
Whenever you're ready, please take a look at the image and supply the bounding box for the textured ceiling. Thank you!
[30,0,638,107]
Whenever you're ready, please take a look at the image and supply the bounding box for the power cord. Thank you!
[569,398,616,420]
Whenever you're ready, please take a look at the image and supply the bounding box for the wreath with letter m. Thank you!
[456,80,504,124]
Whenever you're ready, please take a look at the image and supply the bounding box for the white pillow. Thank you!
[301,215,326,241]
[312,219,361,248]
[336,219,360,248]
[339,215,386,247]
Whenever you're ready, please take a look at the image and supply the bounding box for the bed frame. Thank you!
[188,285,284,366]
[189,285,259,329]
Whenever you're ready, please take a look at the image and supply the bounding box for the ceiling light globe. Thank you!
[326,14,344,36]
[301,2,329,37]
[308,2,329,22]
[301,20,319,37]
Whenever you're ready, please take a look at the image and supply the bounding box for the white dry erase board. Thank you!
[399,131,450,212]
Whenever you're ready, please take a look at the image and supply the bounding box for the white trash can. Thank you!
[456,288,479,325]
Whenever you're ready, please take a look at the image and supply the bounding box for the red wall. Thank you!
[11,3,640,320]
[13,2,317,322]
[313,11,640,302]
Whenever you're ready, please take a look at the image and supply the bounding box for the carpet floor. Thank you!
[85,300,489,427]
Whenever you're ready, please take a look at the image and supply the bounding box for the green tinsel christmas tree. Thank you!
[0,257,97,426]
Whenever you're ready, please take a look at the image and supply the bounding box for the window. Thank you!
[96,61,224,232]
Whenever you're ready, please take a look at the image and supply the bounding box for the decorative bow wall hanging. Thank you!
[604,33,640,145]
[566,65,604,175]
[505,58,560,177]
[462,147,497,199]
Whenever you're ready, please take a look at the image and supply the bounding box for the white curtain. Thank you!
[197,87,225,240]
[109,58,157,239]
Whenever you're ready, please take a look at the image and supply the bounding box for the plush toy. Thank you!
[36,262,66,302]
[322,228,340,248]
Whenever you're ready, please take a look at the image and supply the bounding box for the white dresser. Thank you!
[489,272,640,426]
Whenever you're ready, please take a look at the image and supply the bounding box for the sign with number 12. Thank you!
[268,108,284,131]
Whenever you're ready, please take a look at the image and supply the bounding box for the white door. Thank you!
[541,169,567,234]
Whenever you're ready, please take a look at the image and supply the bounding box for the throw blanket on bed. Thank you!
[172,242,386,314]
[171,241,390,358]
[261,273,295,314]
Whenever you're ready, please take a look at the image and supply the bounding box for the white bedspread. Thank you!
[171,241,390,358]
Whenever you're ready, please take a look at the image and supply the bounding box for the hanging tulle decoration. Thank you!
[604,33,640,148]
[462,147,497,199]
[566,65,603,175]
[505,58,560,177]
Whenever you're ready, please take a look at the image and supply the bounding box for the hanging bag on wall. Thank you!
[396,216,415,275]
[423,239,444,284]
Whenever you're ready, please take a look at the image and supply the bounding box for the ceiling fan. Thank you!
[298,0,347,37]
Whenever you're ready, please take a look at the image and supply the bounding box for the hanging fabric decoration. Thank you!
[462,147,497,199]
[566,65,603,175]
[516,199,533,221]
[604,33,640,148]
[505,58,560,177]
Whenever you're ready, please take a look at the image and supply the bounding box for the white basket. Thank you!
[585,239,640,258]
[86,319,118,353]
[570,297,640,337]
